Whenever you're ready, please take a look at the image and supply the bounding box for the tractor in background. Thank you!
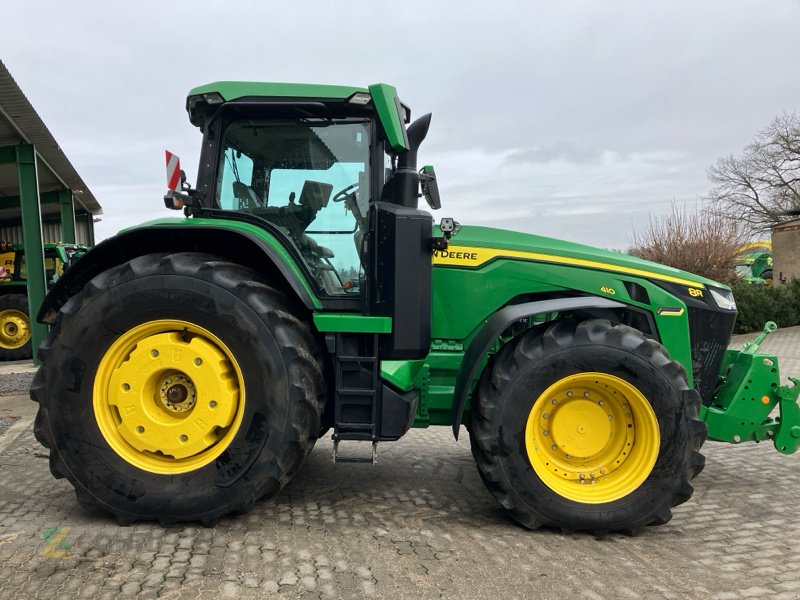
[0,242,87,360]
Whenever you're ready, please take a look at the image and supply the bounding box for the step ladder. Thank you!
[331,333,380,464]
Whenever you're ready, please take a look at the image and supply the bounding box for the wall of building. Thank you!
[0,218,93,245]
[771,219,800,284]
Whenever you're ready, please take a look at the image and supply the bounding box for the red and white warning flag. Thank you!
[165,150,181,191]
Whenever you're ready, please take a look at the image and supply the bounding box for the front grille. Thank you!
[687,307,737,404]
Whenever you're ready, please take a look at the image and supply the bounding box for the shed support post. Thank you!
[58,189,76,244]
[85,213,95,245]
[16,144,47,365]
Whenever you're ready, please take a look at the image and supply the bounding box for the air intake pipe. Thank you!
[383,113,432,208]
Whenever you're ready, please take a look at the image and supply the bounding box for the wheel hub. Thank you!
[93,320,245,473]
[0,309,30,349]
[159,375,196,413]
[525,372,659,503]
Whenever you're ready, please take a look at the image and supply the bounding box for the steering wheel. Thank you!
[332,183,358,203]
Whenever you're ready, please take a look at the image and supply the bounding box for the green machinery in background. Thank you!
[0,242,87,360]
[29,82,800,533]
[735,242,773,284]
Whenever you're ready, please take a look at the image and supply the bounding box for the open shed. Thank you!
[0,60,103,360]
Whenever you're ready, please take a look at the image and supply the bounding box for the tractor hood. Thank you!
[435,225,726,290]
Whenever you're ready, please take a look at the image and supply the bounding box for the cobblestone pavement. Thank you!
[1,330,799,599]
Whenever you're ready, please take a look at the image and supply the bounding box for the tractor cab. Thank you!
[184,83,441,361]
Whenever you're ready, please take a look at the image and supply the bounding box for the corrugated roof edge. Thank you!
[0,60,102,215]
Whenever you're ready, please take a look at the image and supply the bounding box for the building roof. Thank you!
[772,217,800,233]
[0,60,102,223]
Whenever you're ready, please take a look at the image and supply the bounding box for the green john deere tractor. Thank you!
[31,82,800,531]
[0,242,87,360]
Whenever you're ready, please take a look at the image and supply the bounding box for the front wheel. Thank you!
[32,253,326,525]
[469,318,706,532]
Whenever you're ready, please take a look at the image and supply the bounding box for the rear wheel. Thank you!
[0,293,32,360]
[32,253,326,525]
[469,318,706,532]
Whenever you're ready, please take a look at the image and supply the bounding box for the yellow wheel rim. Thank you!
[0,309,30,350]
[525,372,660,504]
[93,320,245,474]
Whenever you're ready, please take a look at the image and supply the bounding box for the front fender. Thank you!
[451,296,625,438]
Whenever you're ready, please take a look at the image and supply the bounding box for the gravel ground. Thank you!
[0,330,798,598]
[0,371,34,396]
[0,415,20,436]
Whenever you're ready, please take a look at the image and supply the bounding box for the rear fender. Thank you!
[38,224,320,324]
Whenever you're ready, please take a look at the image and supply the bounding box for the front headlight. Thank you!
[709,287,736,311]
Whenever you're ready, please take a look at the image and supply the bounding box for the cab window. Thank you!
[216,119,370,296]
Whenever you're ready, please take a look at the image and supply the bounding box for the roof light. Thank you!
[203,93,225,105]
[348,92,372,105]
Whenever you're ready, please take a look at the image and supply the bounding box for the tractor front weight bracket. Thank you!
[701,321,800,454]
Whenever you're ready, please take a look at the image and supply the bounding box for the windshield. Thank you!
[216,119,370,295]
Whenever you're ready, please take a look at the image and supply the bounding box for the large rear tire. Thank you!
[469,318,706,532]
[0,293,32,361]
[31,253,326,525]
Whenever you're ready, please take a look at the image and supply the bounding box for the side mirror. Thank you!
[419,165,441,210]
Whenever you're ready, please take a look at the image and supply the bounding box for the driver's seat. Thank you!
[232,181,263,209]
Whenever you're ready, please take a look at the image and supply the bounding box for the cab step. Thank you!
[332,439,377,465]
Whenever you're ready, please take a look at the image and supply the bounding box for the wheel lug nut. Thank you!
[600,468,606,474]
[590,472,596,479]
[551,399,558,405]
[136,426,144,433]
[583,392,590,397]
[543,413,549,420]
[608,415,613,420]
[551,444,557,451]
[567,391,573,397]
[122,383,130,391]
[151,349,159,358]
[209,400,218,408]
[180,434,188,442]
[542,429,549,436]
[579,473,586,480]
[194,358,202,366]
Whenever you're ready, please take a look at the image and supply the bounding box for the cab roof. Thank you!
[189,81,370,102]
[186,81,411,152]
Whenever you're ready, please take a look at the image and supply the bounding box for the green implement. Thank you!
[702,321,800,454]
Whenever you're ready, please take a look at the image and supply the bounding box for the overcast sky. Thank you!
[3,0,800,249]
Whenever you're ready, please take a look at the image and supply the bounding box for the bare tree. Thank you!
[630,202,746,286]
[707,112,800,234]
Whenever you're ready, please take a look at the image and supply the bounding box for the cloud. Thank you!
[1,0,799,251]
[505,143,608,166]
